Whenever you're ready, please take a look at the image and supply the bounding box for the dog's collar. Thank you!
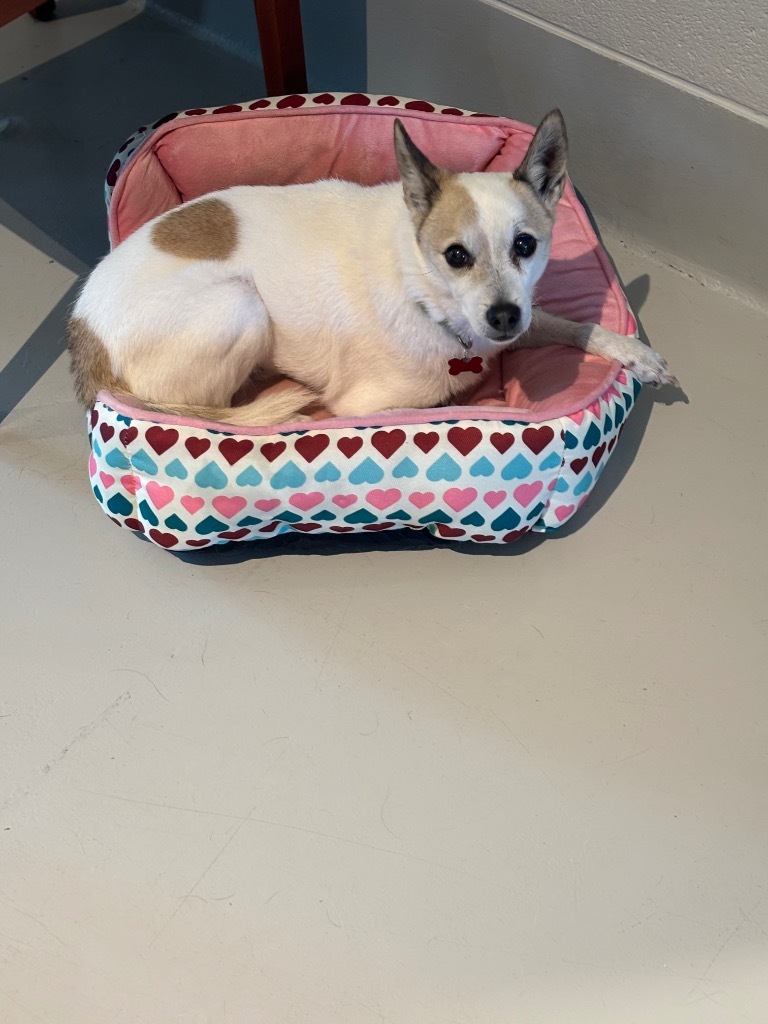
[415,300,484,377]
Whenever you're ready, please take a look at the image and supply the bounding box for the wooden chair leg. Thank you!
[253,0,308,96]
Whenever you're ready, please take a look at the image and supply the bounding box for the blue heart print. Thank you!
[270,460,306,489]
[501,454,532,480]
[164,514,187,531]
[105,448,131,470]
[195,462,229,489]
[138,499,159,527]
[107,493,132,517]
[469,456,494,477]
[539,451,561,471]
[583,422,601,450]
[314,462,341,483]
[166,458,188,480]
[195,515,228,535]
[345,508,378,524]
[349,457,384,485]
[418,510,452,525]
[491,507,522,531]
[132,449,158,475]
[392,457,418,479]
[573,472,593,496]
[426,453,461,482]
[236,465,263,486]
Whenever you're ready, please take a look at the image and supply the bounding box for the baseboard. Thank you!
[367,0,768,309]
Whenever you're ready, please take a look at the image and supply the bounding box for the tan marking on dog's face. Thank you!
[151,197,238,261]
[67,316,121,407]
[418,176,479,252]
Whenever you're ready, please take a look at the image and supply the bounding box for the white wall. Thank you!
[500,0,768,117]
[367,0,768,304]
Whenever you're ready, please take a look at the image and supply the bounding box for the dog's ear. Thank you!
[394,118,445,224]
[513,109,568,212]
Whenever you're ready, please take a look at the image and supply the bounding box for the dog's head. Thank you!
[394,110,568,344]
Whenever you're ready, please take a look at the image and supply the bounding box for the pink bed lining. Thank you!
[105,102,636,432]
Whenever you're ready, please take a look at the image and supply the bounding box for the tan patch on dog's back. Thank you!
[68,316,121,407]
[151,197,238,261]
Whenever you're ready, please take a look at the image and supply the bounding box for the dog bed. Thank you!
[88,92,641,549]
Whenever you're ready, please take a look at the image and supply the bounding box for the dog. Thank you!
[68,110,678,425]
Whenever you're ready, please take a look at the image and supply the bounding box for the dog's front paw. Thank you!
[624,345,680,390]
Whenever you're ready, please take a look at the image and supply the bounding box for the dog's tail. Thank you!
[123,383,318,427]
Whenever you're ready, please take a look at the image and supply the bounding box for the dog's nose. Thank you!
[485,303,521,334]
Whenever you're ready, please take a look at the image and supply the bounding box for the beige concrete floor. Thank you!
[1,5,768,1024]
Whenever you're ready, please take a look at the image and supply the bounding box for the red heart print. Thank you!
[337,436,363,458]
[146,426,179,455]
[294,434,330,463]
[312,93,335,104]
[447,426,482,456]
[607,436,617,453]
[471,534,496,542]
[186,539,211,547]
[260,441,286,462]
[362,523,396,531]
[119,426,138,446]
[490,432,515,454]
[185,437,211,459]
[340,93,371,105]
[292,523,322,532]
[124,518,144,532]
[591,442,607,467]
[219,438,254,465]
[371,429,405,459]
[276,94,307,108]
[502,529,529,543]
[522,425,555,454]
[99,423,114,442]
[404,100,435,111]
[248,99,270,109]
[329,526,354,532]
[217,528,251,540]
[90,409,99,428]
[376,96,400,106]
[435,524,465,538]
[570,457,588,474]
[149,530,179,548]
[259,521,281,533]
[414,431,439,454]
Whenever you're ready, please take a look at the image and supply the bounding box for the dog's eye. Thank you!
[444,244,473,269]
[513,233,537,259]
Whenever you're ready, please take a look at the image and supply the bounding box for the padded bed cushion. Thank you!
[88,92,640,549]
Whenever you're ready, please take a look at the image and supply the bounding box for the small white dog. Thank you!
[69,110,678,424]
